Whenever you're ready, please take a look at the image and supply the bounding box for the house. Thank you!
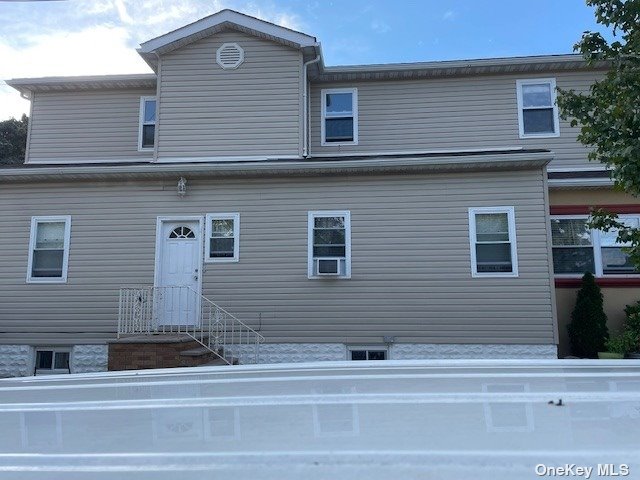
[0,10,637,375]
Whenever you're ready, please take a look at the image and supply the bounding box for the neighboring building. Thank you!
[0,10,637,375]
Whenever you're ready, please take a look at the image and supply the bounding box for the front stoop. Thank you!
[107,335,229,370]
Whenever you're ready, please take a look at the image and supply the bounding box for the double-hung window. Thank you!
[138,96,157,151]
[205,213,239,262]
[551,215,640,276]
[308,211,351,278]
[27,216,71,283]
[321,88,358,145]
[469,207,518,277]
[516,78,559,138]
[550,218,595,274]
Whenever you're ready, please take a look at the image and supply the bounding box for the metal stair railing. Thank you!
[118,286,264,364]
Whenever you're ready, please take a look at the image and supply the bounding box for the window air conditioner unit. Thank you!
[316,258,341,276]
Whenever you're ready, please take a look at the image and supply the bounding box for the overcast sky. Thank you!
[0,0,607,120]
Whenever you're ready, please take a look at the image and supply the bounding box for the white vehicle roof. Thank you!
[1,359,639,479]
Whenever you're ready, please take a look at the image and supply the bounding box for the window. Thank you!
[321,88,358,145]
[205,213,239,262]
[308,211,351,279]
[469,207,518,277]
[348,347,388,361]
[169,226,196,239]
[550,218,595,274]
[138,96,157,151]
[516,78,559,138]
[35,348,70,375]
[27,216,71,283]
[600,218,639,274]
[551,215,640,277]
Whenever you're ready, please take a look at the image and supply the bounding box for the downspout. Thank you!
[153,52,161,163]
[302,54,321,158]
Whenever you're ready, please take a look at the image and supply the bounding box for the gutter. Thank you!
[0,152,552,183]
[547,177,614,188]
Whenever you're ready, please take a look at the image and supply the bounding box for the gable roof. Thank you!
[137,9,318,70]
[6,9,610,95]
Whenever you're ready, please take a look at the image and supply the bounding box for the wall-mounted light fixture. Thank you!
[177,177,187,197]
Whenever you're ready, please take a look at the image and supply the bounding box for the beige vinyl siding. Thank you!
[310,70,603,171]
[0,169,554,345]
[27,88,156,163]
[157,30,302,159]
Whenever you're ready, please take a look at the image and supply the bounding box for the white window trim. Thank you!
[551,214,640,278]
[205,213,240,263]
[26,215,71,284]
[308,210,351,279]
[34,347,71,375]
[346,345,388,360]
[468,206,519,278]
[320,88,358,146]
[138,96,156,152]
[516,78,560,139]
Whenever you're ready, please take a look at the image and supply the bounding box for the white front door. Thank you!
[156,220,201,326]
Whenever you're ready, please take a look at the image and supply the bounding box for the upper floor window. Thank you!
[138,96,156,151]
[321,88,358,146]
[551,215,640,277]
[308,211,351,278]
[205,213,239,262]
[27,216,71,283]
[516,79,559,138]
[468,207,518,278]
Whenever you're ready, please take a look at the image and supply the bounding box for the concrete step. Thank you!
[179,347,214,358]
[196,358,233,367]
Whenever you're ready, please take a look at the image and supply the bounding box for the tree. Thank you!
[557,0,640,264]
[568,272,609,357]
[0,114,28,165]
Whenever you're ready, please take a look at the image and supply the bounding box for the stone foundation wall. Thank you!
[227,343,346,364]
[229,343,558,364]
[0,342,557,377]
[71,345,108,374]
[391,343,558,360]
[0,345,35,377]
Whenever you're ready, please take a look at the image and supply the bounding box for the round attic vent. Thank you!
[216,43,244,70]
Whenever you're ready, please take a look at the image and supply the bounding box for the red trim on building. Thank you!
[550,205,640,215]
[555,278,640,288]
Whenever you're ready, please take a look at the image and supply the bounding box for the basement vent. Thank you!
[216,43,244,70]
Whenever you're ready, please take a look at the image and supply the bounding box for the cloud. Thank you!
[0,0,305,119]
[371,19,391,34]
[443,10,456,21]
[114,0,134,24]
